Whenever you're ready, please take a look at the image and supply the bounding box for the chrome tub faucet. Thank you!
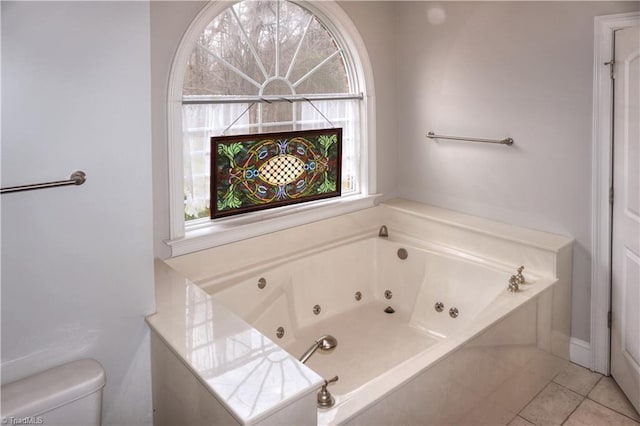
[508,266,526,292]
[317,375,339,408]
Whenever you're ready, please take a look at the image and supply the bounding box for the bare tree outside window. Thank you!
[183,0,362,221]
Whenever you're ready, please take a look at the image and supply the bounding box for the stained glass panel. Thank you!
[211,128,342,218]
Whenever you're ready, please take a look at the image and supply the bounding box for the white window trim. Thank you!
[166,0,377,257]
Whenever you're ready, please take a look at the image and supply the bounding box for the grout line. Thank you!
[518,381,569,425]
[506,413,519,425]
[587,376,640,420]
[586,395,640,423]
[588,375,605,395]
[552,374,602,398]
[518,385,550,423]
[549,379,589,399]
[506,415,533,426]
[518,365,588,426]
[554,371,601,425]
[560,396,587,425]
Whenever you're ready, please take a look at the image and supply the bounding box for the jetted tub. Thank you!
[150,199,573,425]
[196,232,567,425]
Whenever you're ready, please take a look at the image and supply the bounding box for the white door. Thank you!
[611,24,640,414]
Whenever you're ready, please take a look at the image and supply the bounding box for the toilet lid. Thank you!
[1,359,105,417]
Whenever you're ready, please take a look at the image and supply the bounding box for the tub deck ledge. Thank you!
[146,259,324,425]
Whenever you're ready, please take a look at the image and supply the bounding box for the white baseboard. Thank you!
[570,338,592,369]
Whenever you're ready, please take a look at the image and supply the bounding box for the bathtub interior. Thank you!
[375,234,518,338]
[200,234,521,395]
[281,300,440,396]
[200,237,378,349]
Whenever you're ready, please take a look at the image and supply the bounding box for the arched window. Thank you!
[167,0,375,254]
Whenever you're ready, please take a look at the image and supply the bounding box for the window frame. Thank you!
[166,0,377,256]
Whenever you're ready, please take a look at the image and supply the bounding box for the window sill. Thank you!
[165,194,380,257]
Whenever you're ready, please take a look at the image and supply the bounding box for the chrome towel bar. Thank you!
[1,171,86,194]
[426,131,514,146]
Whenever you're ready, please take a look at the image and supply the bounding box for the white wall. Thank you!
[1,2,155,425]
[339,1,398,201]
[395,1,639,342]
[150,1,399,259]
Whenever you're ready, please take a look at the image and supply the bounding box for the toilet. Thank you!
[1,359,105,426]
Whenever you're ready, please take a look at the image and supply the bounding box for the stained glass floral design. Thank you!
[212,128,342,218]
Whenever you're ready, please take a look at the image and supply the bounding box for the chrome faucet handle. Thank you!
[324,375,339,386]
[508,275,519,292]
[516,266,525,285]
[318,376,339,408]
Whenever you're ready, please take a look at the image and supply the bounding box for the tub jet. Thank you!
[384,306,395,314]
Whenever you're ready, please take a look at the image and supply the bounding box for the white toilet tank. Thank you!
[1,359,105,426]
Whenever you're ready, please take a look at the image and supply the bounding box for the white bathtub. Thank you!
[198,232,565,424]
[150,199,573,425]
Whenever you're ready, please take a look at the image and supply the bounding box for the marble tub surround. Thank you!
[147,260,323,425]
[152,199,573,425]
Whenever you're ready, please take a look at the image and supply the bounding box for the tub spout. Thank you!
[299,335,337,364]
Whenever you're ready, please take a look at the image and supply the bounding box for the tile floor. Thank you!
[508,362,640,425]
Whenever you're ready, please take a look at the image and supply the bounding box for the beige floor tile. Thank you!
[553,362,602,396]
[564,399,640,426]
[458,399,516,425]
[519,382,583,425]
[525,352,568,384]
[487,368,557,415]
[508,415,535,426]
[588,377,640,422]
